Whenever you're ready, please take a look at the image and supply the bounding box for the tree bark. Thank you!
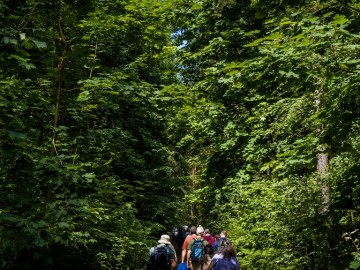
[191,166,197,222]
[315,86,330,214]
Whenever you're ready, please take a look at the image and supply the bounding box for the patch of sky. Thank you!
[171,28,188,48]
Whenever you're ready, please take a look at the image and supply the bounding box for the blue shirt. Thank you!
[211,253,240,269]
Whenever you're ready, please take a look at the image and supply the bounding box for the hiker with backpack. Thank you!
[213,230,228,252]
[209,230,240,269]
[203,229,216,247]
[162,234,178,262]
[186,225,209,270]
[209,245,240,270]
[147,234,177,270]
[181,226,197,264]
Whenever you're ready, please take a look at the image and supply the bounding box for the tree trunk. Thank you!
[315,85,330,214]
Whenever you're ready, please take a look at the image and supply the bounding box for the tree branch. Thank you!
[336,0,360,13]
[46,0,69,210]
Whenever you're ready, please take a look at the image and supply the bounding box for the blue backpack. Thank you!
[190,238,204,261]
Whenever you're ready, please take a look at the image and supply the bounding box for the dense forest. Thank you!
[1,0,360,269]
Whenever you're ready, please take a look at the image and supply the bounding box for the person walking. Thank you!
[181,226,197,263]
[161,234,178,263]
[147,234,177,270]
[213,230,229,252]
[199,244,214,270]
[210,245,240,270]
[177,226,188,257]
[186,225,209,270]
[203,229,216,247]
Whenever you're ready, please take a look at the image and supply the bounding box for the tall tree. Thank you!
[173,0,360,269]
[0,0,184,269]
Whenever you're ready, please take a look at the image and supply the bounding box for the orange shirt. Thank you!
[182,234,197,250]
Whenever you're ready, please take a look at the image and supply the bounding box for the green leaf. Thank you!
[33,238,45,248]
[32,39,47,48]
[57,222,70,228]
[332,14,348,26]
[8,130,26,139]
[83,172,95,183]
[350,260,360,269]
[21,62,36,70]
[279,70,299,78]
[77,90,90,101]
[2,36,17,45]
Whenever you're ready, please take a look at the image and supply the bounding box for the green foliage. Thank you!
[0,0,184,269]
[172,0,360,269]
[3,0,360,269]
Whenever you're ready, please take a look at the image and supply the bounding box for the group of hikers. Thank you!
[147,225,240,270]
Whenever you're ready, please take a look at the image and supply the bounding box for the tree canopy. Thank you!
[1,0,360,269]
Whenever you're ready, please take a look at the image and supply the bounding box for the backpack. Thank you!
[149,246,169,270]
[190,238,204,261]
[216,238,230,253]
[219,238,230,248]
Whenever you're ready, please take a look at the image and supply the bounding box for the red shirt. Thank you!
[203,234,215,246]
[182,234,197,250]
